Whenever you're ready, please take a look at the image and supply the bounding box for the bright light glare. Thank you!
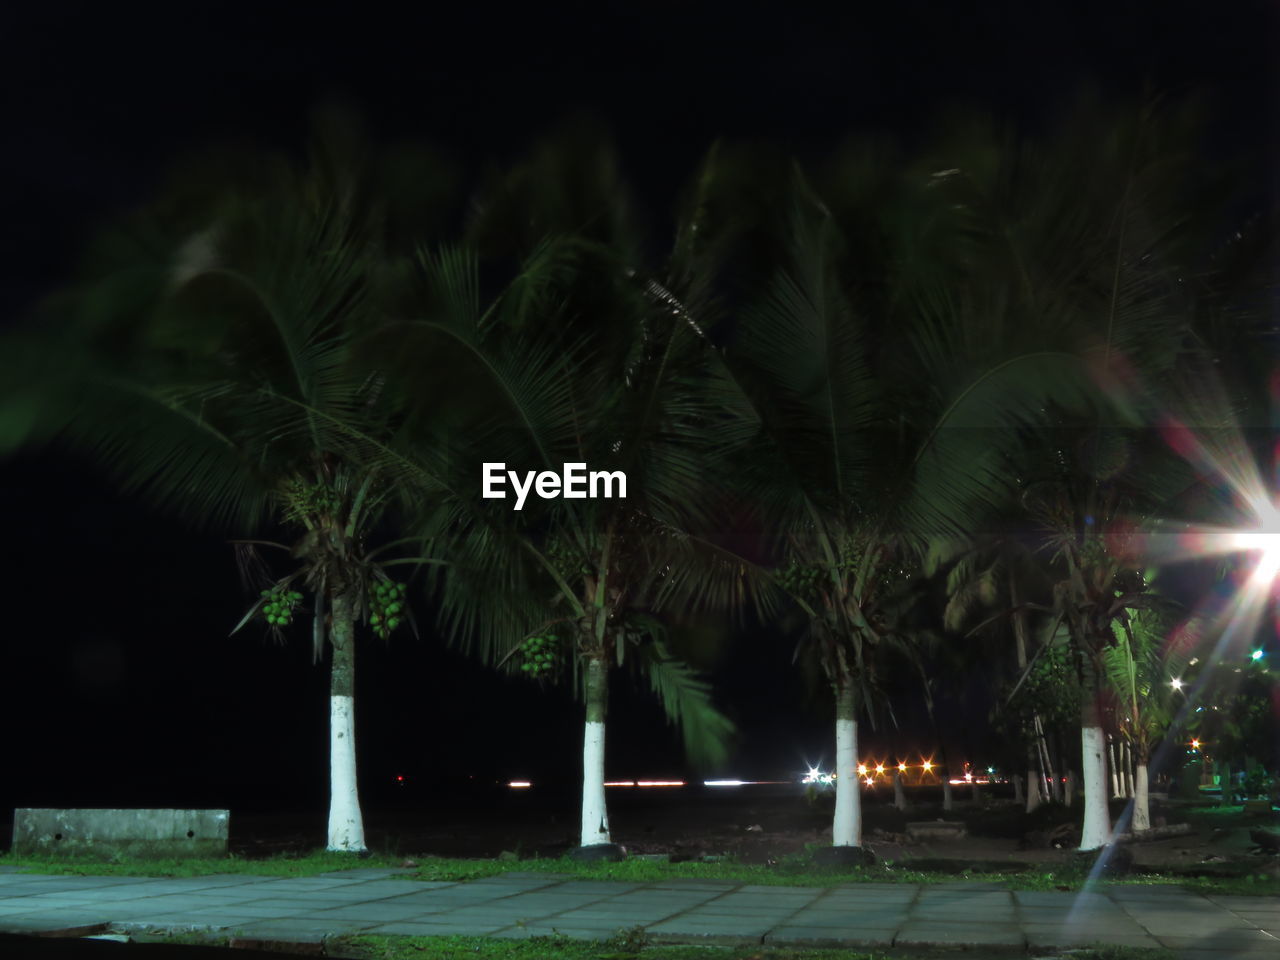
[1190,739,1201,750]
[864,777,874,786]
[704,780,745,787]
[1170,677,1184,690]
[922,760,933,772]
[636,780,685,787]
[604,780,634,787]
[508,780,531,788]
[857,763,868,776]
[898,762,907,772]
[875,764,885,775]
[1251,649,1264,661]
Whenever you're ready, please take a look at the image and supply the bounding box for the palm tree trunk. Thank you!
[579,655,611,847]
[327,590,367,853]
[1012,579,1043,812]
[832,680,861,847]
[1133,748,1151,833]
[1079,685,1111,850]
[1035,717,1059,803]
[1027,740,1044,811]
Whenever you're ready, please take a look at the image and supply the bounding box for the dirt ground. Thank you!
[225,787,1280,876]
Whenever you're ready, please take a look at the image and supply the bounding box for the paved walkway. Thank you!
[0,868,1277,958]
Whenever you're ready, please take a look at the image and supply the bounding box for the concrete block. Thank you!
[12,809,228,858]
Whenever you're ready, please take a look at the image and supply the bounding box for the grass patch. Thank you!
[333,934,1175,960]
[0,849,404,877]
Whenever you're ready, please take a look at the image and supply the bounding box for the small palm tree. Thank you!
[1103,604,1200,831]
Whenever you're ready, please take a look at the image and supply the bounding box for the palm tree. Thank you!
[2,138,441,852]
[365,214,767,855]
[716,161,1098,859]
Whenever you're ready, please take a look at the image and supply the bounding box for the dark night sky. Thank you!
[1,1,1276,814]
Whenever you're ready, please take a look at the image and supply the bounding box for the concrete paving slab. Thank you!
[551,909,680,925]
[328,879,438,898]
[798,897,911,911]
[183,905,321,919]
[539,880,642,894]
[20,885,170,902]
[307,903,446,923]
[511,913,646,930]
[246,878,368,891]
[1107,885,1201,900]
[1152,926,1280,952]
[490,892,611,908]
[1126,912,1258,930]
[0,904,54,916]
[221,896,370,910]
[1013,889,1113,906]
[166,890,273,903]
[231,918,378,936]
[1205,894,1280,910]
[788,908,909,927]
[0,915,112,935]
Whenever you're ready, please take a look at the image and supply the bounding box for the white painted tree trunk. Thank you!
[1109,739,1121,797]
[579,656,611,847]
[893,770,907,811]
[1133,762,1151,833]
[1079,723,1111,850]
[943,775,953,811]
[326,592,367,853]
[327,695,364,850]
[832,683,861,846]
